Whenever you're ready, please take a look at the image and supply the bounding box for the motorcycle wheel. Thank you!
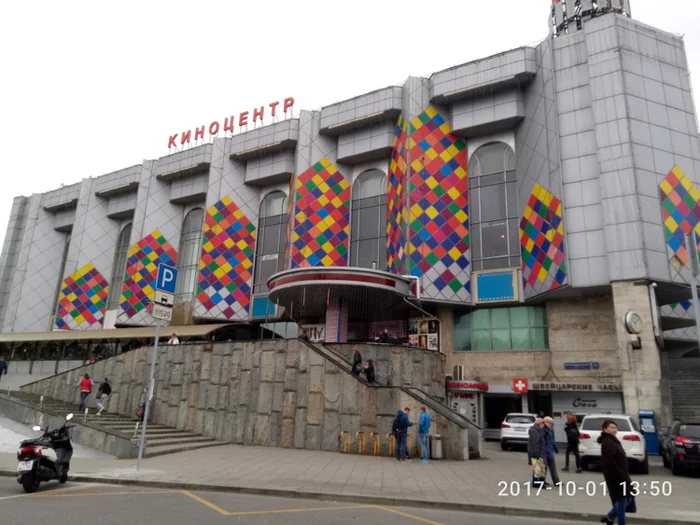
[22,474,40,493]
[59,473,68,484]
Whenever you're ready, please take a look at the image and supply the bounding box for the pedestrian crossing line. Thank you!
[376,505,447,525]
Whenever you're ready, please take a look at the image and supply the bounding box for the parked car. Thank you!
[578,414,648,474]
[500,413,536,451]
[661,421,700,475]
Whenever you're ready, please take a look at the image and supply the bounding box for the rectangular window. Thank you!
[454,306,549,352]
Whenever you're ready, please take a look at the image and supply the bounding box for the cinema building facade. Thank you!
[1,2,699,435]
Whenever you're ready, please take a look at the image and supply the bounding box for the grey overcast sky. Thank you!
[0,0,698,249]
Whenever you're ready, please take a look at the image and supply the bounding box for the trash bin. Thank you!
[430,434,443,459]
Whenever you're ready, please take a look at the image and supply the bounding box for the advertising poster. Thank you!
[411,317,440,351]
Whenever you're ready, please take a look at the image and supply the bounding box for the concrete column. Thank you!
[437,308,455,367]
[611,281,662,423]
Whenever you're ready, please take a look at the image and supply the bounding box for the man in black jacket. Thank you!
[599,420,634,525]
[96,378,112,416]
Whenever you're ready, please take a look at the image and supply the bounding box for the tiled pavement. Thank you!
[1,442,698,523]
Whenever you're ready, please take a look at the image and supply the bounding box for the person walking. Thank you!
[96,377,111,415]
[563,413,582,473]
[351,347,363,376]
[393,407,413,462]
[418,406,432,463]
[78,373,93,411]
[599,420,635,525]
[0,356,8,382]
[543,416,561,486]
[363,359,376,383]
[136,387,149,421]
[527,418,548,488]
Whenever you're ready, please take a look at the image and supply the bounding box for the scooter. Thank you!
[16,413,75,493]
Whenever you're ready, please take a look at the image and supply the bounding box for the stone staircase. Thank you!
[6,392,225,458]
[669,369,700,421]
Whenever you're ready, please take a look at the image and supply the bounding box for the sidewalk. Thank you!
[1,442,698,524]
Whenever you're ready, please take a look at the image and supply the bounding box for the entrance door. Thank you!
[528,391,553,417]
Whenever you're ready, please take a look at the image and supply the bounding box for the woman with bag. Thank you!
[527,418,548,488]
[599,419,636,525]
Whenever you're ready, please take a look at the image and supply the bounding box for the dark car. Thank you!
[661,421,700,475]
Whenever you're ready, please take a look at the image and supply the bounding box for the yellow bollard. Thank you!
[338,431,351,453]
[370,432,381,456]
[386,432,395,456]
[407,435,412,458]
[355,431,366,454]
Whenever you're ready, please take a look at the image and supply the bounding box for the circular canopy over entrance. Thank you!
[268,267,414,321]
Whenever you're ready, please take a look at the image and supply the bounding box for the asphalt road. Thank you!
[0,476,599,525]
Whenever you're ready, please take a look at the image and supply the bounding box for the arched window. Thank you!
[175,208,204,300]
[106,223,132,310]
[468,143,518,270]
[350,169,387,269]
[253,191,288,293]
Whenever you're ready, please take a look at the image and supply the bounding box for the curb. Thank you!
[0,469,696,525]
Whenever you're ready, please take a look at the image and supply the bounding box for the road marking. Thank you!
[33,483,97,497]
[223,504,377,517]
[181,490,231,516]
[377,505,447,525]
[38,490,178,498]
[0,483,95,500]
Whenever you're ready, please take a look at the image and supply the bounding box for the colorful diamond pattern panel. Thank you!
[386,115,408,274]
[405,106,470,302]
[195,196,256,320]
[290,157,350,268]
[658,165,700,269]
[54,263,109,330]
[119,230,178,320]
[661,300,695,340]
[519,183,567,297]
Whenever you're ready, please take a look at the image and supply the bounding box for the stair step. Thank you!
[139,436,216,447]
[143,440,227,458]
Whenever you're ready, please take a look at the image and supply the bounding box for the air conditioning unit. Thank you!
[453,365,464,381]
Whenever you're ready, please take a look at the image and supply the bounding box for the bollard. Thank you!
[134,422,140,438]
[84,408,88,423]
[40,395,44,409]
[386,433,395,456]
[407,435,412,458]
[7,387,11,398]
[355,431,366,454]
[338,431,351,453]
[370,432,381,456]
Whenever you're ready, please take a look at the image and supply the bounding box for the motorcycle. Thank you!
[17,413,75,493]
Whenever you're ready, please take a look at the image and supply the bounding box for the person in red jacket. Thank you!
[78,374,94,411]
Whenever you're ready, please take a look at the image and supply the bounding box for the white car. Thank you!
[500,413,537,451]
[579,414,649,474]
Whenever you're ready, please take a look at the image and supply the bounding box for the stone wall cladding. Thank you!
[20,339,468,460]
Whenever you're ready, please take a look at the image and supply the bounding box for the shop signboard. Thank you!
[409,318,439,351]
[302,324,325,343]
[529,381,622,392]
[447,380,489,392]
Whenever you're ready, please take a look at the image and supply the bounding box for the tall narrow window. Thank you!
[468,142,518,271]
[106,223,132,310]
[253,191,288,293]
[50,232,72,328]
[350,169,387,269]
[175,208,204,300]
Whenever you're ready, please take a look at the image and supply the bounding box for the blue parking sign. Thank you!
[155,264,178,294]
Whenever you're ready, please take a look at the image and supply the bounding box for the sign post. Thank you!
[136,264,178,471]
